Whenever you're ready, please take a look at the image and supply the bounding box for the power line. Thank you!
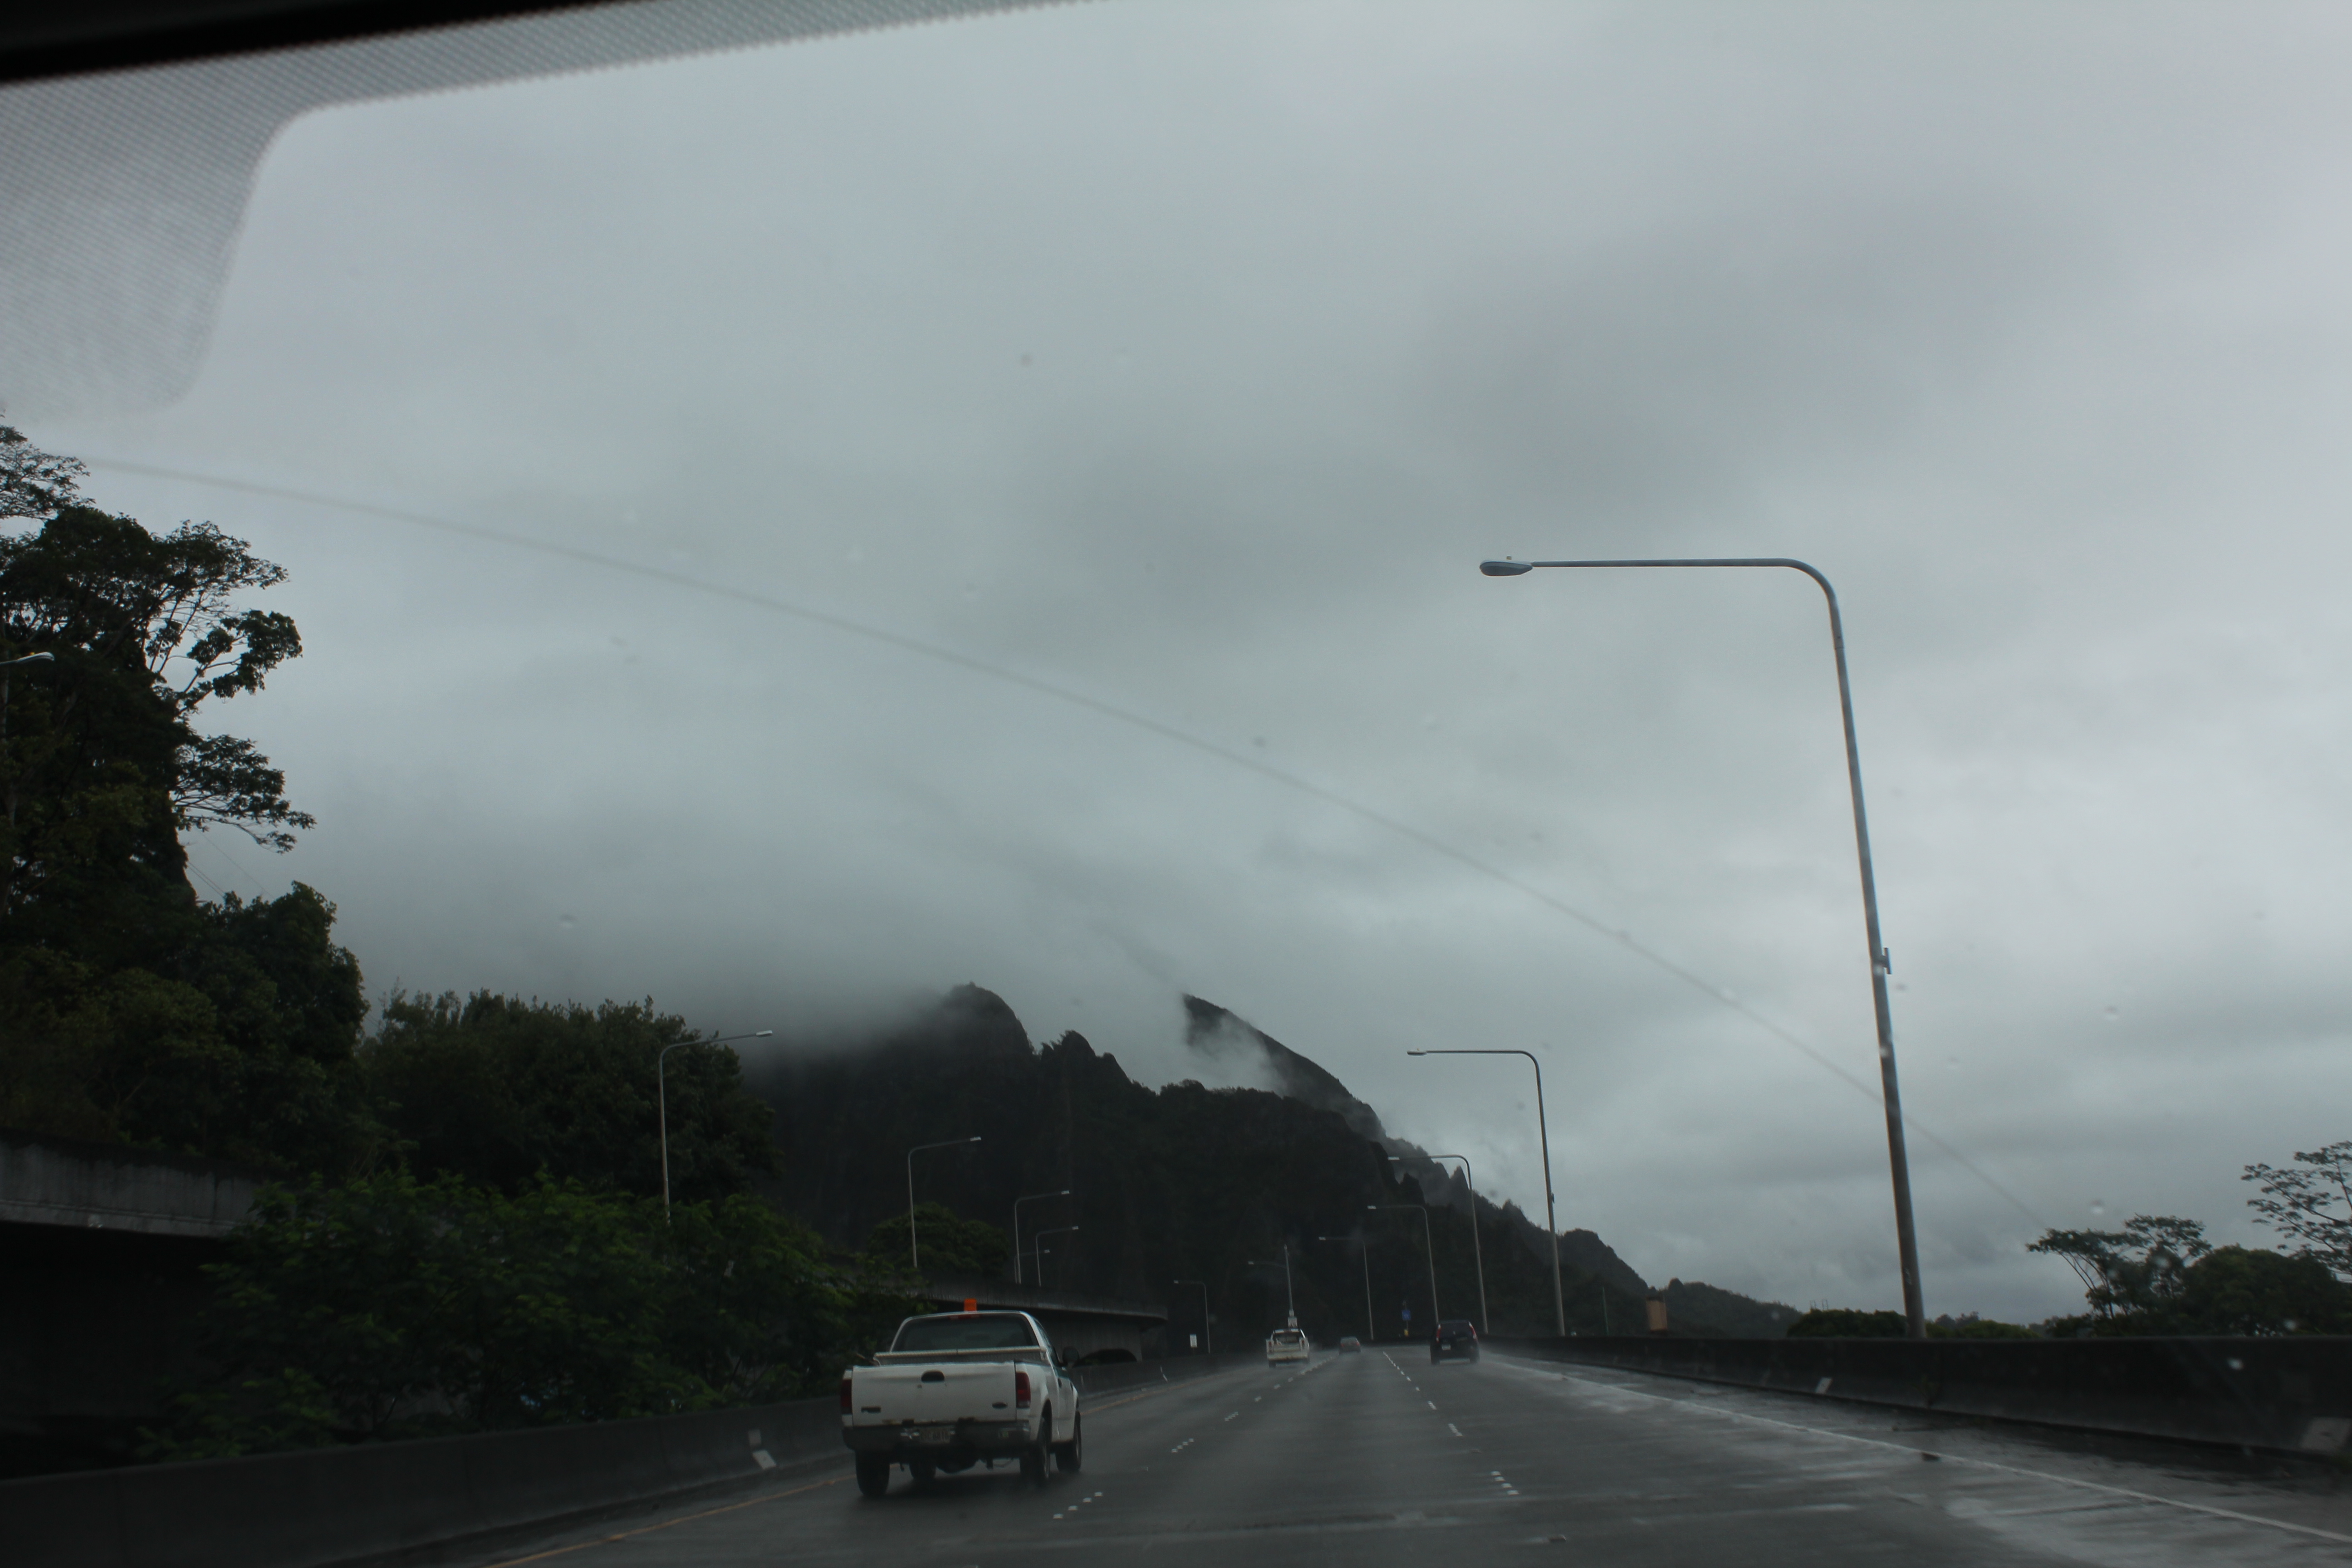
[82,453,2045,1227]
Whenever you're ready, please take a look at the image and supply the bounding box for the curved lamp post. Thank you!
[1395,1153,1487,1336]
[906,1135,982,1270]
[1032,1224,1080,1288]
[1408,1048,1561,1335]
[1012,1188,1071,1285]
[658,1028,773,1217]
[1479,555,1924,1339]
[1245,1244,1295,1328]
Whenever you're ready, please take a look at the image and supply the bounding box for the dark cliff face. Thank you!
[749,985,1773,1340]
[1180,995,1390,1143]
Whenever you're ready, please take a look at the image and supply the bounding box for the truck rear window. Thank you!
[892,1314,1041,1352]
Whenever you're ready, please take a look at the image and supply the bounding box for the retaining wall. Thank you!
[1,1350,1252,1568]
[1493,1334,2352,1455]
[1,1393,842,1568]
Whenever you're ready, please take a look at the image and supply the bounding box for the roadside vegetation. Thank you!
[0,427,919,1458]
[1797,1149,2352,1338]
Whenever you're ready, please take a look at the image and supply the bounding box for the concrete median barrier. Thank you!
[1492,1334,2352,1455]
[0,1346,1268,1568]
[0,1393,843,1568]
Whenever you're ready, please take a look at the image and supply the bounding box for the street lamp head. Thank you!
[1406,1050,1428,1056]
[753,1029,774,1038]
[1480,559,1534,577]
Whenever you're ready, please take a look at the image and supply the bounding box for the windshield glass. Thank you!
[892,1315,1041,1354]
[8,4,2352,1561]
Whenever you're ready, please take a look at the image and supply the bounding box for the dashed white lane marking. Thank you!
[1448,1423,1464,1437]
[1490,1470,1521,1498]
[1223,1412,1238,1421]
[1051,1490,1108,1521]
[1426,1400,1438,1411]
[1170,1437,1197,1454]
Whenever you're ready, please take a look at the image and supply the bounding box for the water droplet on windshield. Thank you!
[2089,1199,2106,1217]
[2102,1006,2119,1022]
[558,914,576,929]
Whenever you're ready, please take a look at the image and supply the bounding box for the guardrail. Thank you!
[1490,1334,2352,1455]
[0,1349,1257,1568]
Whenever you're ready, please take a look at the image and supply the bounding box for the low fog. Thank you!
[29,0,2352,1322]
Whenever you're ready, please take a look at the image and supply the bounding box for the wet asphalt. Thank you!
[457,1348,2352,1567]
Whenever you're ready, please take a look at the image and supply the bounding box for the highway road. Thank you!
[462,1350,2352,1567]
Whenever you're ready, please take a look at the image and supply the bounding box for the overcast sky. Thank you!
[29,0,2352,1321]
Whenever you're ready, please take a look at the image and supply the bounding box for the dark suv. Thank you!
[1431,1318,1480,1363]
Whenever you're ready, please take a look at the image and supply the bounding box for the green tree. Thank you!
[2244,1142,2352,1278]
[2027,1215,2209,1320]
[1784,1308,1909,1338]
[145,1170,910,1458]
[0,883,371,1169]
[359,991,778,1200]
[2177,1245,2352,1336]
[0,426,363,1169]
[864,1201,1009,1278]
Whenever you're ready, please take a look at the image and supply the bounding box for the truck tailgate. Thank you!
[854,1362,1017,1425]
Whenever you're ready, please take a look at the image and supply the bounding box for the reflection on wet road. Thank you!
[462,1351,2352,1567]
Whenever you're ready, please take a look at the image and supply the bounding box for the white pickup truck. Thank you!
[840,1310,1082,1496]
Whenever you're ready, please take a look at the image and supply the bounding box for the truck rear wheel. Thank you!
[1021,1406,1052,1486]
[1054,1414,1083,1475]
[854,1455,890,1497]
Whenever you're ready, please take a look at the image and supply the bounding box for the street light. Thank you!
[1032,1225,1080,1288]
[1394,1153,1487,1337]
[1479,554,1926,1339]
[1245,1245,1295,1327]
[1011,1189,1071,1285]
[1316,1235,1375,1343]
[1408,1049,1563,1335]
[1369,1204,1438,1335]
[905,1135,982,1271]
[657,1029,773,1217]
[1173,1279,1213,1355]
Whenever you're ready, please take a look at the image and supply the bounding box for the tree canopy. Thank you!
[864,1201,1010,1278]
[146,1170,916,1458]
[2030,1208,2352,1336]
[0,427,364,1169]
[2244,1142,2352,1277]
[359,990,779,1201]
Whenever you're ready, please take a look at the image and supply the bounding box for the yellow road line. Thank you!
[473,1474,845,1568]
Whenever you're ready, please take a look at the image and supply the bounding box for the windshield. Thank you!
[892,1315,1041,1354]
[7,3,2352,1562]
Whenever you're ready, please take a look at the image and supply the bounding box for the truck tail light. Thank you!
[839,1375,853,1414]
[1014,1371,1032,1409]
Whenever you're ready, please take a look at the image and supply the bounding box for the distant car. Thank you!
[1266,1327,1311,1366]
[1338,1336,1362,1353]
[1431,1318,1479,1363]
